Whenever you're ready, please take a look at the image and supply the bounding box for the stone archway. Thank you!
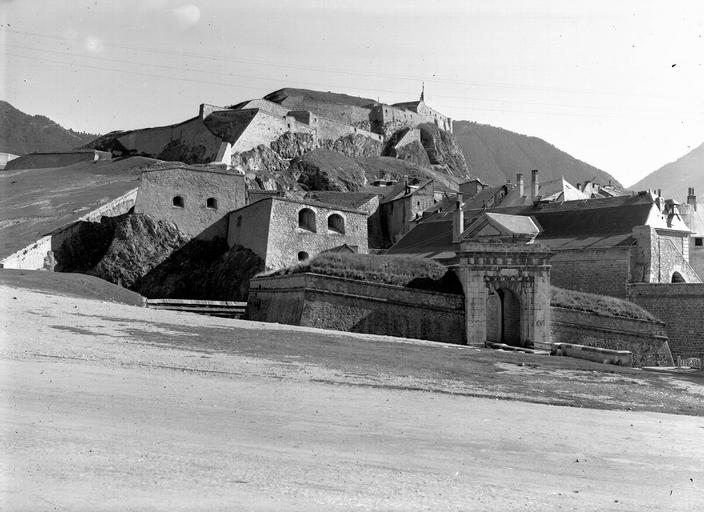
[454,242,553,348]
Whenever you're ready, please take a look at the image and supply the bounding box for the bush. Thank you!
[551,287,657,322]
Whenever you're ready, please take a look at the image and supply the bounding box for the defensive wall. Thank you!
[550,248,631,298]
[134,168,246,240]
[0,188,138,270]
[4,150,111,171]
[550,306,672,367]
[245,272,466,344]
[632,226,700,284]
[627,283,704,359]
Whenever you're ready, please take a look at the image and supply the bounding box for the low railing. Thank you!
[145,298,247,319]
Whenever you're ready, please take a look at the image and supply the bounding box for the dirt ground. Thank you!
[1,281,703,511]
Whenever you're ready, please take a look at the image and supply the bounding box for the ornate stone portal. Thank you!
[452,242,553,347]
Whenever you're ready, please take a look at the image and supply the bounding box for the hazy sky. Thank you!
[1,0,703,186]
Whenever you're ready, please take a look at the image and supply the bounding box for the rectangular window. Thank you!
[696,237,703,247]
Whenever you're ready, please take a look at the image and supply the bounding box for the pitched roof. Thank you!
[500,177,588,207]
[377,179,434,205]
[387,194,658,256]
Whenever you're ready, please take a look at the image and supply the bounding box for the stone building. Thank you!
[134,166,246,239]
[387,192,699,297]
[676,187,704,279]
[227,197,368,270]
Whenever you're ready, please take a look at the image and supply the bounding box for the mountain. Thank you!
[452,121,622,188]
[0,101,99,156]
[630,142,704,201]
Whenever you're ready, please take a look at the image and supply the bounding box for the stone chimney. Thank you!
[531,169,540,201]
[687,187,697,211]
[517,173,524,197]
[453,193,464,241]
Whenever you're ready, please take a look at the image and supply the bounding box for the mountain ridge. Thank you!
[630,142,704,201]
[0,100,98,156]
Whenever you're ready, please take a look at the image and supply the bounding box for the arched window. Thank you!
[173,196,184,208]
[298,251,309,262]
[298,208,316,232]
[206,197,218,209]
[327,213,345,234]
[672,271,685,283]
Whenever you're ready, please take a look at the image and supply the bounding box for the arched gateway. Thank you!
[453,242,553,348]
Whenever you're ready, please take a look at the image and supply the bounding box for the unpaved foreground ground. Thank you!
[1,284,703,511]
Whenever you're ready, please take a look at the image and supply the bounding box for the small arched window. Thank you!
[327,213,345,234]
[173,196,184,208]
[298,251,309,261]
[298,208,316,232]
[672,271,685,283]
[206,197,218,210]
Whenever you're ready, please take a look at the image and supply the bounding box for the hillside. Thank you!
[452,121,622,188]
[0,101,98,156]
[630,142,704,201]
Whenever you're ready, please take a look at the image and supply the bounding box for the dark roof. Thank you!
[304,191,378,209]
[388,194,657,256]
[377,179,434,205]
[462,185,507,210]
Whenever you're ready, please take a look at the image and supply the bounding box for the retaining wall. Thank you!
[627,283,704,359]
[246,273,465,344]
[550,307,672,367]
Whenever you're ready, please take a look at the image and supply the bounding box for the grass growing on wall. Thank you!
[551,287,658,322]
[259,252,462,293]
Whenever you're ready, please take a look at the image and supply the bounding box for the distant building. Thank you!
[227,197,368,270]
[676,187,704,279]
[134,165,246,239]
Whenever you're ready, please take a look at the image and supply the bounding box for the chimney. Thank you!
[453,193,464,240]
[687,187,697,211]
[531,169,539,201]
[657,189,662,198]
[517,173,524,197]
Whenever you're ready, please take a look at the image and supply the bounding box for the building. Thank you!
[134,166,246,239]
[227,197,368,270]
[387,192,699,297]
[676,187,704,279]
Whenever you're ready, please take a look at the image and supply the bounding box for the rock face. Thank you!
[269,131,317,159]
[290,149,367,192]
[319,134,382,158]
[231,144,296,191]
[417,123,470,178]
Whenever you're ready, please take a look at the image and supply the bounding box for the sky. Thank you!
[1,0,703,186]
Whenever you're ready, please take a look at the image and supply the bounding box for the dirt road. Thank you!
[1,284,703,510]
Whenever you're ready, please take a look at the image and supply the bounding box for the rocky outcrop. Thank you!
[231,144,299,191]
[290,149,367,192]
[319,134,382,158]
[418,123,470,178]
[269,131,316,159]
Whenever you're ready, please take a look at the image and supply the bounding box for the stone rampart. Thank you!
[4,151,111,171]
[245,273,466,344]
[627,283,704,359]
[550,248,631,298]
[550,306,672,367]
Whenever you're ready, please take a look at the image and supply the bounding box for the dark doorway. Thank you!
[672,271,685,283]
[486,288,521,346]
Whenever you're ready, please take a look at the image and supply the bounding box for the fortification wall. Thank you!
[117,117,223,162]
[316,117,383,143]
[1,188,138,270]
[631,226,700,283]
[280,100,372,128]
[246,273,466,344]
[4,151,110,171]
[550,248,631,298]
[627,283,704,359]
[135,169,245,239]
[230,112,290,154]
[550,307,672,367]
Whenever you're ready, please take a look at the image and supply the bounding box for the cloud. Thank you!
[171,4,200,28]
[84,36,104,53]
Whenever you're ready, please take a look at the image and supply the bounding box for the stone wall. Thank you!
[551,307,672,367]
[627,283,704,359]
[246,273,466,344]
[134,169,246,239]
[631,226,700,284]
[550,248,631,298]
[227,199,274,261]
[265,200,368,269]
